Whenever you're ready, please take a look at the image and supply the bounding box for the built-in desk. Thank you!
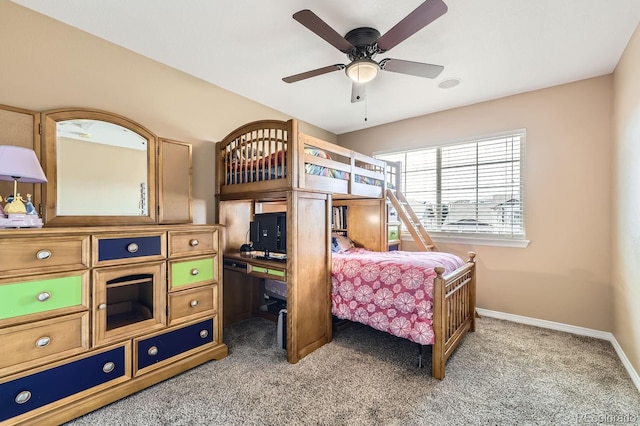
[223,252,286,281]
[222,253,287,325]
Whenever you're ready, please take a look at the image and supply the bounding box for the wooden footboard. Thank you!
[432,252,477,379]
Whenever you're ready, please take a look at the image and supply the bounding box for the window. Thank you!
[376,130,525,241]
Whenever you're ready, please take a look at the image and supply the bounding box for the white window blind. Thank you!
[377,131,525,239]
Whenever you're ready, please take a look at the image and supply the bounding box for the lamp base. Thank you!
[0,213,43,228]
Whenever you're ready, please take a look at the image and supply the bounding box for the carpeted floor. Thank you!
[65,316,640,425]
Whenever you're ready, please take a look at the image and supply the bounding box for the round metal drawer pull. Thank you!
[190,299,199,308]
[15,391,31,404]
[127,243,139,253]
[148,346,158,356]
[36,250,52,260]
[35,337,51,348]
[190,268,199,276]
[189,239,199,247]
[103,362,116,373]
[199,330,209,339]
[98,303,107,310]
[37,292,51,302]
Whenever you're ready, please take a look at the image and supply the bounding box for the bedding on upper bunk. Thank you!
[226,146,385,187]
[331,247,465,345]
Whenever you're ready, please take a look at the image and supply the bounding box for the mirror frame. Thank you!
[42,108,157,226]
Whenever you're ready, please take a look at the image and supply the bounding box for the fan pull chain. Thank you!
[359,66,367,122]
[364,96,368,122]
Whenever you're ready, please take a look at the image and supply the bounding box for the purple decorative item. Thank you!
[0,145,48,227]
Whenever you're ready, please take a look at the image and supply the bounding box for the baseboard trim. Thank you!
[609,335,640,394]
[476,308,640,393]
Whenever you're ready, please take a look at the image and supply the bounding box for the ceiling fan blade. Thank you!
[351,82,366,103]
[380,58,444,79]
[282,64,345,83]
[293,10,355,53]
[376,0,448,52]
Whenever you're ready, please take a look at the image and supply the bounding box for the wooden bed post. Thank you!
[288,119,299,189]
[468,251,477,332]
[432,265,446,380]
[214,143,221,198]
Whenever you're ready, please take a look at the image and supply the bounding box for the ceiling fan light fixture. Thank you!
[346,59,379,83]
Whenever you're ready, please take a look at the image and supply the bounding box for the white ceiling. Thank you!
[11,0,640,135]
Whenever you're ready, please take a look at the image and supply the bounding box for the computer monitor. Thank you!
[249,212,286,257]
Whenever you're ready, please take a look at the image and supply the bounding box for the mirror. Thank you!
[42,109,157,226]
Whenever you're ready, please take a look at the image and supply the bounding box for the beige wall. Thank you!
[339,77,614,332]
[613,24,640,377]
[0,1,336,224]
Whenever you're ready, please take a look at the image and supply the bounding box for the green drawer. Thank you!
[0,275,83,320]
[388,224,400,241]
[170,258,215,289]
[250,266,285,278]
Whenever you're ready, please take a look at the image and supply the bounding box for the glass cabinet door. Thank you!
[92,262,166,347]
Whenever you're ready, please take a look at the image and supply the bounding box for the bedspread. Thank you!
[331,249,465,345]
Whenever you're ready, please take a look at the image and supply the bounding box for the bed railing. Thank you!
[385,160,402,192]
[298,132,388,197]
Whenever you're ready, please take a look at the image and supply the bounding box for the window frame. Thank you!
[376,129,529,248]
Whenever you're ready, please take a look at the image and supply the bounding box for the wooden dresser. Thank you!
[0,224,227,426]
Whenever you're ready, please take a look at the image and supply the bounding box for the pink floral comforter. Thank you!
[331,248,465,345]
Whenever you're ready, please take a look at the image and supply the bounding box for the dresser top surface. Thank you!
[0,224,221,237]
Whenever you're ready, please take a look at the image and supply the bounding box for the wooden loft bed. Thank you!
[216,118,476,379]
[216,119,390,199]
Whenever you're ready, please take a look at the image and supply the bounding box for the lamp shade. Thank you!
[0,145,48,183]
[345,59,380,84]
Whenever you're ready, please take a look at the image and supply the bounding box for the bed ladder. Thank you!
[386,189,438,252]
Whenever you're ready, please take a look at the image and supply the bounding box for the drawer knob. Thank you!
[36,250,52,260]
[127,243,139,253]
[199,330,209,339]
[189,239,199,247]
[35,337,51,348]
[148,346,158,356]
[37,292,51,302]
[103,362,115,373]
[190,299,199,308]
[98,303,107,310]
[15,391,32,404]
[190,268,199,276]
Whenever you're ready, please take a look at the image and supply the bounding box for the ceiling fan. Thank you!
[282,0,448,103]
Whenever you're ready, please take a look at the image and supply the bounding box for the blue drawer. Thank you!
[0,345,126,422]
[98,235,162,261]
[136,318,214,371]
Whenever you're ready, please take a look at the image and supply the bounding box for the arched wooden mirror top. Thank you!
[42,108,157,226]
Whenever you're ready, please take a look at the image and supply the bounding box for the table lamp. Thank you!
[0,145,48,228]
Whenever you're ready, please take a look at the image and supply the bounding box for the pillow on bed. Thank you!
[256,150,286,168]
[331,237,340,253]
[331,233,354,253]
